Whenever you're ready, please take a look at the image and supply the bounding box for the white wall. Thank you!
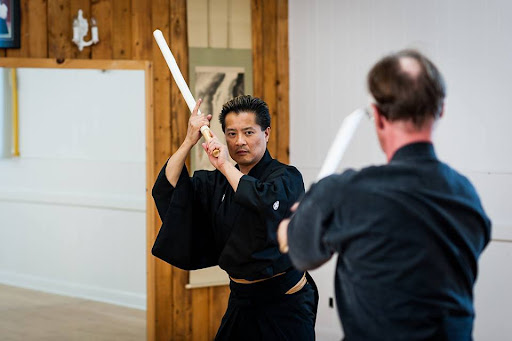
[289,0,512,339]
[0,68,147,309]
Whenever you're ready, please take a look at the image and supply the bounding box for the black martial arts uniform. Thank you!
[287,142,491,341]
[152,150,317,340]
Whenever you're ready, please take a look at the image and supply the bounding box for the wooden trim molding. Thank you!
[0,58,149,70]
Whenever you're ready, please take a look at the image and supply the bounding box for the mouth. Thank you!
[236,150,249,156]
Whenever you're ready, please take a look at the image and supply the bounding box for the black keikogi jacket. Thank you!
[287,142,491,340]
[152,150,305,280]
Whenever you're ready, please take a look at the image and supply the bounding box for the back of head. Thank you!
[368,50,446,128]
[219,95,271,132]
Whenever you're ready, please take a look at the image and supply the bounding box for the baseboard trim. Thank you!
[0,270,146,311]
[493,225,512,242]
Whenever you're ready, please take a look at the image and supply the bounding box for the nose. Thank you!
[236,134,246,146]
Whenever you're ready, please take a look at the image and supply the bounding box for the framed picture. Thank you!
[0,0,20,49]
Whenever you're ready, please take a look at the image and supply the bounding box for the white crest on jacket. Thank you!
[273,201,279,210]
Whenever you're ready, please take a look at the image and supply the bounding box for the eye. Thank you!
[245,131,254,136]
[227,132,236,138]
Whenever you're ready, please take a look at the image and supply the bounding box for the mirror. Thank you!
[0,59,152,338]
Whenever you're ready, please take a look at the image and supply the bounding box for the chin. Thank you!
[235,158,252,167]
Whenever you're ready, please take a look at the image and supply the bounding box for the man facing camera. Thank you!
[153,95,317,340]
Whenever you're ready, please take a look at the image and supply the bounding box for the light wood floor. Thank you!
[0,284,145,341]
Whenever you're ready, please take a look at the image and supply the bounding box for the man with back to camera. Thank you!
[278,50,491,340]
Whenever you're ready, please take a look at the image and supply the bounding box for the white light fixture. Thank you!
[72,9,99,51]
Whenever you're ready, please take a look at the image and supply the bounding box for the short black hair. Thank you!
[219,95,271,132]
[368,49,446,128]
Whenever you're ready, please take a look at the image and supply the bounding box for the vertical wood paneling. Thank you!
[48,0,73,59]
[152,0,171,167]
[149,1,172,340]
[276,0,289,163]
[173,268,192,340]
[26,0,48,58]
[251,0,289,163]
[168,2,192,340]
[251,0,264,97]
[262,0,277,158]
[169,0,189,154]
[144,62,158,341]
[112,0,132,59]
[69,0,92,59]
[191,288,210,341]
[209,286,230,339]
[91,0,113,59]
[131,0,152,60]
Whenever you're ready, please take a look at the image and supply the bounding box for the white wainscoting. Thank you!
[0,194,146,310]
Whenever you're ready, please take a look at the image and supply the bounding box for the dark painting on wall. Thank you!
[0,0,20,49]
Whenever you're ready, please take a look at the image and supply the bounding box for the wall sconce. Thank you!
[72,9,99,51]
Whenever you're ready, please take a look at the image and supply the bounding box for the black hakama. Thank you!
[216,270,317,340]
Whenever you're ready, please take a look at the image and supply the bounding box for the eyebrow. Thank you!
[226,127,256,132]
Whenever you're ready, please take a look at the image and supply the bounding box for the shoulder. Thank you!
[192,168,220,178]
[265,159,304,181]
[191,168,224,189]
[437,161,483,199]
[311,164,390,196]
[315,166,371,189]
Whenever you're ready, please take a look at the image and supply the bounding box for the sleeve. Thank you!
[234,166,304,213]
[151,162,219,270]
[287,175,343,271]
[233,166,305,241]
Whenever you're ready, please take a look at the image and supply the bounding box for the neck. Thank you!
[239,165,252,175]
[383,121,434,162]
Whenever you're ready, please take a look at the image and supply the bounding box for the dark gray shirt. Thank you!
[288,142,491,341]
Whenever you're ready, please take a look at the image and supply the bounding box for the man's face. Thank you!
[224,111,269,173]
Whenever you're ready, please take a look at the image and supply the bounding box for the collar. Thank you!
[390,142,437,163]
[235,149,273,179]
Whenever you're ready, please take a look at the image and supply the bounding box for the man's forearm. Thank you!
[220,162,244,192]
[287,201,333,271]
[165,140,194,187]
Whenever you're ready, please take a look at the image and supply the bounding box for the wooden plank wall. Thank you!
[0,0,289,339]
[252,0,289,163]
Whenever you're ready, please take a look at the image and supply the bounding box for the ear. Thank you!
[438,103,445,119]
[264,127,270,142]
[371,104,385,130]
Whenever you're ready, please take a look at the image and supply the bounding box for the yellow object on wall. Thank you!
[11,68,19,157]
